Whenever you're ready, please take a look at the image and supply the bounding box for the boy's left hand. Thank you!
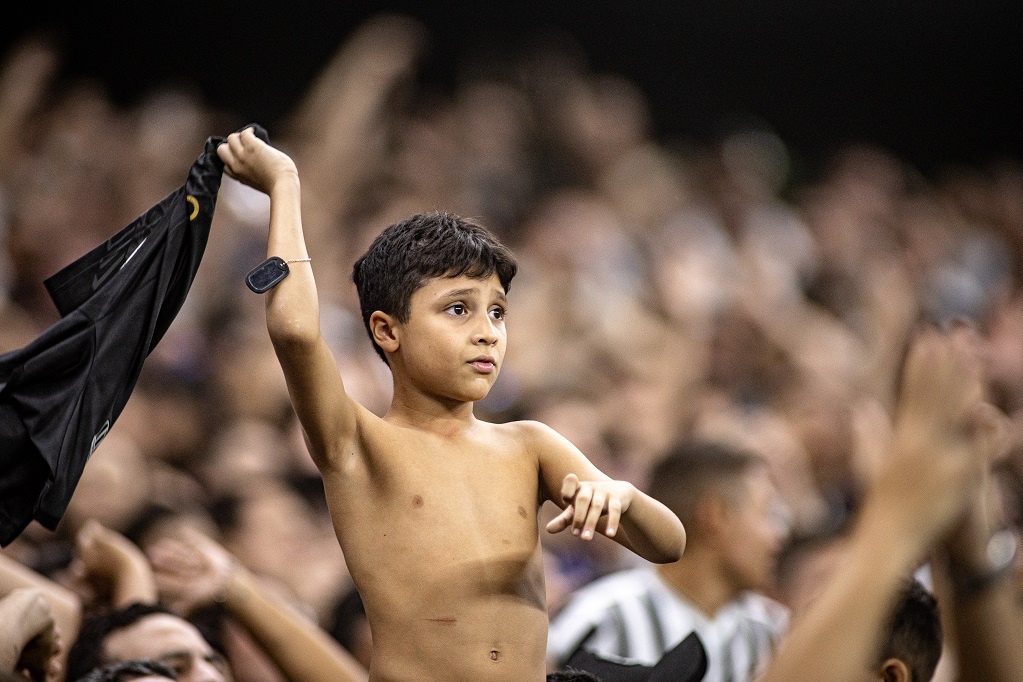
[546,474,635,540]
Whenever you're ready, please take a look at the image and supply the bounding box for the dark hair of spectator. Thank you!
[66,603,178,682]
[74,658,178,682]
[879,577,943,682]
[645,439,767,527]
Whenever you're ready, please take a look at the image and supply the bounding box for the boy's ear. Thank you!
[879,658,910,682]
[370,311,400,353]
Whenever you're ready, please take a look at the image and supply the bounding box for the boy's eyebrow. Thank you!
[443,287,478,298]
[442,287,508,302]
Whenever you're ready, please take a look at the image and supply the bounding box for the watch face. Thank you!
[246,257,290,293]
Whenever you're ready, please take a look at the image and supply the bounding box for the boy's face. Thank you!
[394,273,508,403]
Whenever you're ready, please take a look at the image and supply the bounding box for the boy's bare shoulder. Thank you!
[489,418,559,443]
[489,418,579,461]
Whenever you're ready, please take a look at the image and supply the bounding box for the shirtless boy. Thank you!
[216,127,686,682]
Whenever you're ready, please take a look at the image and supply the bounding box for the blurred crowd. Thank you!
[2,12,1022,682]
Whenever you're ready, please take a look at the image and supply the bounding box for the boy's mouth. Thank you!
[469,356,497,373]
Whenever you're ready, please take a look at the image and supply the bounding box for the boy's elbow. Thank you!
[267,314,321,350]
[670,523,687,562]
[654,521,687,564]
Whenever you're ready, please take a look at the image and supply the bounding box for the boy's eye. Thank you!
[489,307,506,321]
[447,304,466,315]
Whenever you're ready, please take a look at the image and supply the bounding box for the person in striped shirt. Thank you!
[547,440,790,681]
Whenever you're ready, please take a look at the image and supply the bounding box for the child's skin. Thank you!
[217,128,686,682]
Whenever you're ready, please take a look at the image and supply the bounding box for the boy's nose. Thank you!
[475,331,497,345]
[474,319,499,345]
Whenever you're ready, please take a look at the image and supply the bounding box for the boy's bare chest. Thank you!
[326,424,549,652]
[329,427,543,553]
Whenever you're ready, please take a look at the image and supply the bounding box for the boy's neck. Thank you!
[385,388,478,436]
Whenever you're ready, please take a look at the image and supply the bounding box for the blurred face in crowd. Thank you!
[777,537,849,620]
[716,466,789,593]
[102,614,231,682]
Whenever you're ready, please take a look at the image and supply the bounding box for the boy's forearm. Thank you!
[265,172,306,260]
[263,173,320,343]
[619,492,686,564]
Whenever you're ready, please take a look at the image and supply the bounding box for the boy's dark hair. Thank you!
[878,577,943,682]
[352,211,518,363]
[66,603,180,682]
[73,658,178,682]
[645,439,767,528]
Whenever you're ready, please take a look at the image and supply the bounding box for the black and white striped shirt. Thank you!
[547,567,788,682]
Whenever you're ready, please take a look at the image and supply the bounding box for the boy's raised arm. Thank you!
[532,422,686,564]
[217,128,356,466]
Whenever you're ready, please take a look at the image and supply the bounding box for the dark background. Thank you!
[3,1,1021,176]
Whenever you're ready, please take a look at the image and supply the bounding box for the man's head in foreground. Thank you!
[67,603,230,682]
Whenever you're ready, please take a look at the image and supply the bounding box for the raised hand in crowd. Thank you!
[72,520,158,610]
[0,35,59,184]
[284,13,428,237]
[1,549,81,682]
[148,526,368,682]
[932,428,1023,682]
[759,324,1011,682]
[0,587,63,682]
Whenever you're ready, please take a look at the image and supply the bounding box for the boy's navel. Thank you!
[412,494,424,507]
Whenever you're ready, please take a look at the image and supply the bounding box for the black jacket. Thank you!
[0,124,267,546]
